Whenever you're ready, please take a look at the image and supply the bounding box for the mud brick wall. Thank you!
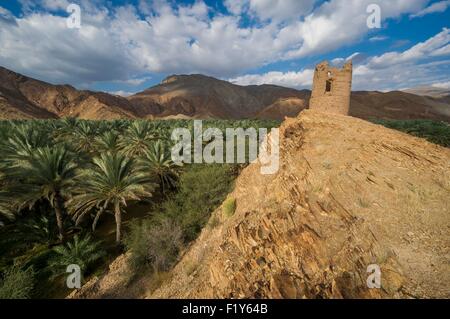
[309,61,352,115]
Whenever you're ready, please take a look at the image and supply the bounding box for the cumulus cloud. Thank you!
[0,0,440,89]
[410,0,450,18]
[224,0,316,21]
[0,10,138,85]
[282,0,429,59]
[249,0,316,21]
[0,7,18,26]
[331,52,365,66]
[113,76,152,86]
[223,0,247,16]
[230,69,314,89]
[432,81,450,89]
[18,0,70,13]
[367,28,450,69]
[41,0,71,11]
[369,35,389,42]
[231,29,450,91]
[107,90,136,97]
[353,29,450,90]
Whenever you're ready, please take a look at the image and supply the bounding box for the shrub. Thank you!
[124,218,184,273]
[163,164,236,241]
[223,198,236,217]
[0,265,35,299]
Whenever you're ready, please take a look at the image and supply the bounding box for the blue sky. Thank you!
[0,0,449,95]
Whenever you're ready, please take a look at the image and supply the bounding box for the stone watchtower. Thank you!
[309,61,352,115]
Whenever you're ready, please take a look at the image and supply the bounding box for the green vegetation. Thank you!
[373,119,450,148]
[223,198,237,217]
[162,164,237,241]
[48,234,105,280]
[0,117,277,298]
[0,265,35,299]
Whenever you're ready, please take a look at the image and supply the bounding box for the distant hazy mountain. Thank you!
[403,86,450,99]
[0,66,449,122]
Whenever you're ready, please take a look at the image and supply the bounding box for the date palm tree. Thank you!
[53,117,79,142]
[7,146,77,241]
[0,190,15,221]
[69,152,155,244]
[120,121,158,157]
[139,141,181,194]
[0,124,49,165]
[94,131,121,153]
[48,233,105,280]
[0,124,48,222]
[71,121,98,154]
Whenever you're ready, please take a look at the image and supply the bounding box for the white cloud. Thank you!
[367,28,450,68]
[352,30,450,90]
[19,0,71,13]
[431,43,450,56]
[369,35,388,42]
[283,0,429,59]
[224,0,247,15]
[114,76,152,86]
[230,69,313,89]
[0,7,17,26]
[432,81,450,89]
[410,0,450,18]
[352,60,450,91]
[231,30,450,91]
[248,0,316,21]
[107,90,136,97]
[0,0,437,89]
[331,52,364,66]
[0,11,138,85]
[41,0,71,11]
[224,0,316,21]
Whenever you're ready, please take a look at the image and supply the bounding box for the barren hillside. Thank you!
[349,91,450,121]
[0,66,142,120]
[127,74,309,119]
[70,110,450,299]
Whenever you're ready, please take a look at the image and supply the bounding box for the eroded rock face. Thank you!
[150,110,450,299]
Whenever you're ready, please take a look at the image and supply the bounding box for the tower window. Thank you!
[325,79,332,92]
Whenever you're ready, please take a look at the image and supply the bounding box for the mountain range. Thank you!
[1,66,449,122]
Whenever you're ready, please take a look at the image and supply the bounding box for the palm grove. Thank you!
[0,117,278,298]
